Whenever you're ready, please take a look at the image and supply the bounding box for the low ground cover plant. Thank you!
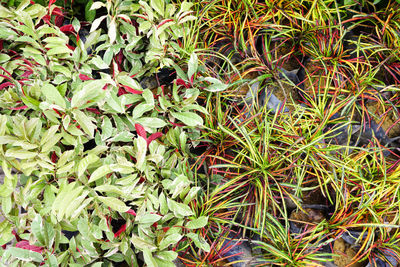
[0,0,400,266]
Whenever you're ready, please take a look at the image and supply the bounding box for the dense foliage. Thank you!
[0,0,400,266]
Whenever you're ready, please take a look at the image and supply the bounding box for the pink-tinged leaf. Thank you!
[21,58,33,67]
[126,209,137,216]
[176,79,189,88]
[16,240,43,253]
[118,87,127,96]
[0,82,14,90]
[52,7,63,16]
[42,15,51,25]
[9,105,28,110]
[190,74,194,85]
[21,70,33,78]
[147,132,162,146]
[121,85,143,94]
[169,120,185,127]
[60,24,75,33]
[51,151,58,163]
[117,51,123,65]
[55,15,64,27]
[114,224,127,238]
[86,108,101,114]
[135,124,147,139]
[79,74,93,81]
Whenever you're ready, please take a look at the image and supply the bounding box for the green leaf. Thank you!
[41,125,59,145]
[170,111,203,127]
[31,215,45,245]
[159,233,182,250]
[137,214,161,224]
[143,249,158,267]
[185,216,208,229]
[159,192,168,215]
[117,75,142,91]
[0,53,10,63]
[7,247,44,262]
[5,148,37,159]
[109,131,135,142]
[72,110,97,138]
[155,251,178,262]
[204,77,229,92]
[109,18,117,44]
[135,136,147,170]
[187,52,198,80]
[41,133,62,153]
[135,117,166,128]
[150,0,164,16]
[47,46,71,56]
[90,55,109,69]
[85,0,96,22]
[77,154,100,178]
[132,103,154,119]
[106,92,125,113]
[131,235,157,251]
[98,196,129,212]
[88,165,112,183]
[90,15,107,33]
[71,80,106,108]
[101,117,113,141]
[186,233,210,252]
[167,199,193,218]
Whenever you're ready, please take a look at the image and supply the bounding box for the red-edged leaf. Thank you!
[9,105,28,110]
[0,82,14,90]
[135,124,147,139]
[126,209,137,216]
[15,240,43,253]
[114,224,127,238]
[121,85,143,94]
[79,74,93,81]
[147,132,162,146]
[0,66,12,76]
[21,58,33,67]
[60,24,75,33]
[157,19,173,29]
[117,51,123,65]
[66,44,75,51]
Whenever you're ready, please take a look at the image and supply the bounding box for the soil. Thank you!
[365,101,400,138]
[269,79,301,112]
[271,41,301,71]
[333,238,365,267]
[290,208,325,229]
[231,71,260,99]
